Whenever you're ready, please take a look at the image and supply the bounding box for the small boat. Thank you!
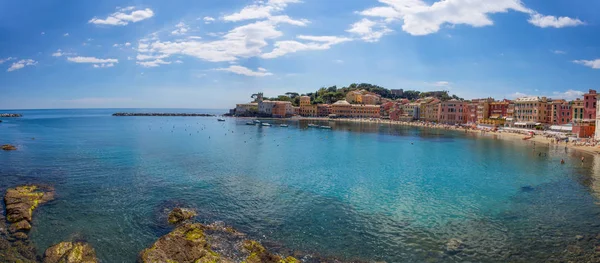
[308,124,319,127]
[279,124,288,127]
[246,122,255,125]
[253,119,261,123]
[319,126,332,129]
[261,123,271,126]
[217,118,225,121]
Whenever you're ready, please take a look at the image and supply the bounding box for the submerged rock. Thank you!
[4,185,54,238]
[1,144,17,151]
[168,207,197,225]
[445,238,464,255]
[43,241,98,263]
[242,240,299,263]
[139,223,223,263]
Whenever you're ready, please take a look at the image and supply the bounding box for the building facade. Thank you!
[513,96,548,128]
[346,91,362,104]
[584,89,597,120]
[439,100,466,125]
[317,104,331,117]
[361,94,380,105]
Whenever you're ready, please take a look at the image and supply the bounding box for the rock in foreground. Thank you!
[139,223,222,263]
[168,207,197,224]
[1,144,17,151]
[43,241,98,263]
[4,185,54,237]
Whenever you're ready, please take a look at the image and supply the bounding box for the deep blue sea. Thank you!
[2,109,600,262]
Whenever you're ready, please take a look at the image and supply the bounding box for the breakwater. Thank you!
[112,112,216,117]
[0,113,22,117]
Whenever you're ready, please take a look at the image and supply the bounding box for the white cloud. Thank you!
[333,59,344,64]
[51,49,74,57]
[552,90,584,100]
[573,59,600,69]
[261,35,351,58]
[0,57,14,64]
[174,60,183,64]
[509,92,531,98]
[136,59,171,67]
[214,65,273,77]
[347,18,392,42]
[171,22,189,35]
[67,56,118,64]
[125,42,131,46]
[203,16,216,24]
[222,0,307,26]
[354,0,583,37]
[113,42,133,48]
[63,33,69,36]
[41,32,45,35]
[434,81,450,87]
[7,59,37,72]
[552,50,566,55]
[528,13,584,28]
[92,63,115,68]
[188,36,202,40]
[89,7,154,26]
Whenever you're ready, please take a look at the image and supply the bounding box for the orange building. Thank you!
[331,100,380,118]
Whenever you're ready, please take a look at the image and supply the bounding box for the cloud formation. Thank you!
[67,56,119,68]
[354,0,584,37]
[89,7,154,26]
[7,59,37,72]
[214,65,273,77]
[573,59,600,69]
[347,18,392,42]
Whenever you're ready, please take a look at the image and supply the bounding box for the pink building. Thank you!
[439,100,467,125]
[584,89,597,120]
[466,103,478,123]
[550,100,572,125]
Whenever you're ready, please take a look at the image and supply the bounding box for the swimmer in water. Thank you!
[561,159,565,164]
[581,156,585,163]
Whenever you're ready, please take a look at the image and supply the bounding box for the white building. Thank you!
[258,100,277,116]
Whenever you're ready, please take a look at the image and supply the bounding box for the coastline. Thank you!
[238,116,600,155]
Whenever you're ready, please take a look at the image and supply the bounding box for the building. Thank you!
[421,99,441,122]
[299,96,311,106]
[380,102,396,118]
[272,102,287,118]
[258,100,277,116]
[234,103,258,116]
[489,100,511,118]
[299,95,317,117]
[293,106,300,115]
[361,94,380,105]
[584,89,597,120]
[346,91,362,104]
[439,100,466,125]
[572,99,584,122]
[391,89,404,97]
[549,100,571,125]
[595,95,600,138]
[331,100,380,118]
[475,98,493,122]
[317,104,331,117]
[466,102,478,124]
[513,96,548,128]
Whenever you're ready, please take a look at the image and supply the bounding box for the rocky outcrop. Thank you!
[1,144,17,151]
[42,241,98,263]
[168,207,197,224]
[445,238,464,255]
[4,185,54,238]
[139,208,300,263]
[139,223,223,263]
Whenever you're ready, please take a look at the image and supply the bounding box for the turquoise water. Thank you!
[2,109,600,262]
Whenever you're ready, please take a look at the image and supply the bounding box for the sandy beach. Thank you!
[244,116,600,155]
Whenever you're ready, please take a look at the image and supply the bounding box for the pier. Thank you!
[0,113,22,117]
[112,112,216,117]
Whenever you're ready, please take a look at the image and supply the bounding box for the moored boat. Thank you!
[280,124,288,127]
[261,123,271,126]
[217,118,225,121]
[253,119,261,123]
[246,122,255,125]
[319,126,331,129]
[308,124,318,127]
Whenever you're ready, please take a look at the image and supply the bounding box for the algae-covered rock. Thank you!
[4,185,54,224]
[242,240,299,263]
[168,207,197,224]
[445,238,464,255]
[9,220,32,233]
[1,144,17,151]
[139,223,223,263]
[42,241,98,263]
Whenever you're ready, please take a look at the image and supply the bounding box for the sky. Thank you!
[1,0,600,109]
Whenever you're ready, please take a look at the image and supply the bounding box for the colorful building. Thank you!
[572,99,585,122]
[466,102,478,123]
[317,104,331,117]
[331,100,380,118]
[439,100,467,125]
[421,99,441,122]
[361,94,380,105]
[584,89,597,120]
[234,103,258,116]
[514,96,548,128]
[549,100,571,125]
[345,91,362,104]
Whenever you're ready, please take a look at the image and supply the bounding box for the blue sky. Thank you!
[1,0,599,109]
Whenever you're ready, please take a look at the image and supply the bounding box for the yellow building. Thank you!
[331,100,380,118]
[346,91,363,104]
[514,96,548,128]
[300,96,311,106]
[361,94,380,105]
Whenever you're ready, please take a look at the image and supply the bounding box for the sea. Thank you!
[1,108,600,262]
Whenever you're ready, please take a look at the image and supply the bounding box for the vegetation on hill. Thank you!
[264,83,464,106]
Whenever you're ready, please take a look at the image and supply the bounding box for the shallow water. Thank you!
[2,109,600,262]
